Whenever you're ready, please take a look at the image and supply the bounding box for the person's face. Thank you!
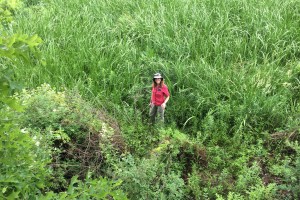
[155,78,162,84]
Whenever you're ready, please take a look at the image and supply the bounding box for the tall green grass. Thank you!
[15,0,299,135]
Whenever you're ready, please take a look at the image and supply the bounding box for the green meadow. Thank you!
[1,0,299,199]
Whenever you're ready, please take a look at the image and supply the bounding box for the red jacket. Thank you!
[151,84,170,106]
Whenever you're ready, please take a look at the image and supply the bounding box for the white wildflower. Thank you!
[21,128,28,134]
[283,82,292,88]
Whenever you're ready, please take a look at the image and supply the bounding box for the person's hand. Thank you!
[161,102,166,109]
[149,103,154,107]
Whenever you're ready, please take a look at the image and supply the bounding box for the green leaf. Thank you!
[0,97,23,111]
[67,176,79,194]
[59,193,68,199]
[112,180,123,188]
[7,35,16,48]
[7,191,20,200]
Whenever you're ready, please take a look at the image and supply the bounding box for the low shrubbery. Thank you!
[1,84,128,199]
[1,82,299,199]
[0,115,51,199]
[115,154,185,200]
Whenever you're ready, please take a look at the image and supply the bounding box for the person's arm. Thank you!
[161,95,169,109]
[161,85,170,109]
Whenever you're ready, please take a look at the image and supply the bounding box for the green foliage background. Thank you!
[15,0,299,134]
[0,0,299,199]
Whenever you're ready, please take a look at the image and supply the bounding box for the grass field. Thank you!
[15,0,299,128]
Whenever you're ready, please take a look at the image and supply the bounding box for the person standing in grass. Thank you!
[149,73,170,124]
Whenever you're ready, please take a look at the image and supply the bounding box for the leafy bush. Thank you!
[115,128,210,199]
[271,141,300,199]
[0,111,51,199]
[15,83,126,191]
[247,183,277,200]
[115,154,185,200]
[216,183,277,200]
[41,173,128,200]
[121,122,159,157]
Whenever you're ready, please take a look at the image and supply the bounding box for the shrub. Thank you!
[115,154,185,200]
[15,84,126,191]
[247,183,277,200]
[0,112,51,199]
[271,141,300,199]
[41,173,128,200]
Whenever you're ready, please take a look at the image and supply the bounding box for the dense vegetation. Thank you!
[1,0,299,199]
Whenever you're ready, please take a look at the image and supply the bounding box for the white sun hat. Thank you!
[153,73,163,79]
